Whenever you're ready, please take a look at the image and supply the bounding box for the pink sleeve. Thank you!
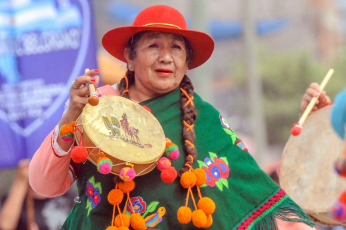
[29,85,119,197]
[29,130,75,197]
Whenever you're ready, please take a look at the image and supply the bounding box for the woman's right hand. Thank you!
[61,69,100,124]
[301,82,331,112]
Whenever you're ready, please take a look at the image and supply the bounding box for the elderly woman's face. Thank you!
[125,31,189,98]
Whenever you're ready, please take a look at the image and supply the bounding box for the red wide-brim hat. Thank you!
[102,5,215,69]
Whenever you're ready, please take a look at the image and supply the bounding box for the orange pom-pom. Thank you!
[191,209,207,228]
[106,226,118,230]
[203,214,213,228]
[88,96,99,106]
[180,171,197,188]
[114,214,130,227]
[194,168,207,186]
[108,189,124,205]
[117,180,135,193]
[130,213,146,230]
[60,124,74,135]
[177,206,192,224]
[197,197,216,215]
[117,226,129,230]
[161,166,177,183]
[71,146,88,163]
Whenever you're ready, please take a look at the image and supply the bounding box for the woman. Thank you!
[29,5,315,230]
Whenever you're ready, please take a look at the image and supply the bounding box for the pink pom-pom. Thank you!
[71,146,88,163]
[157,157,171,171]
[120,167,136,181]
[334,157,346,177]
[167,149,179,160]
[161,166,177,183]
[99,164,111,174]
[97,157,113,174]
[291,123,303,136]
[330,202,346,221]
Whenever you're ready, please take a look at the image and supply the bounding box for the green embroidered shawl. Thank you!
[61,87,315,230]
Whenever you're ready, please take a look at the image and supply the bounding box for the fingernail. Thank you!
[91,78,95,82]
[94,69,100,73]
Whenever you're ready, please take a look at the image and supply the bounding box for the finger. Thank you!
[72,76,87,89]
[306,87,319,98]
[303,93,313,103]
[319,91,328,101]
[309,82,320,91]
[73,70,100,89]
[69,95,89,111]
[301,101,307,111]
[71,85,90,97]
[91,75,100,90]
[84,69,100,78]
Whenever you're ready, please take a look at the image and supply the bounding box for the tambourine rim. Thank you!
[79,95,166,164]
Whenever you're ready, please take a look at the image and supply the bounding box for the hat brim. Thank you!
[102,26,214,69]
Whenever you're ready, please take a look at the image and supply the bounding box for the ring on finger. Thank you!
[72,80,78,89]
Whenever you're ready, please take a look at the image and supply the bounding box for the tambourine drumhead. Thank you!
[280,106,345,226]
[75,95,166,176]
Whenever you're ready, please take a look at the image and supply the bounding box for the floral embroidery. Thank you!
[219,114,231,130]
[197,152,230,191]
[85,176,102,215]
[125,199,166,228]
[126,196,147,214]
[223,128,237,145]
[223,127,249,152]
[236,139,248,152]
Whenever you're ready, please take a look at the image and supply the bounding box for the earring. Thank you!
[128,63,133,71]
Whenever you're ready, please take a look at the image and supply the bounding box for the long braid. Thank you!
[118,70,135,99]
[178,75,197,176]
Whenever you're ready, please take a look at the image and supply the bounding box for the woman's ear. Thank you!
[124,48,131,62]
[124,48,134,71]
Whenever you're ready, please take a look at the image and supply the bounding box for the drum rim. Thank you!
[280,105,345,214]
[77,95,166,164]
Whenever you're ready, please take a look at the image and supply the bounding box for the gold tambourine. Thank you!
[75,95,166,177]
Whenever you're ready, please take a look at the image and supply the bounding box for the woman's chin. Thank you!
[153,84,179,95]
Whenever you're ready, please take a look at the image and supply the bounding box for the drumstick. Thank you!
[86,68,99,106]
[291,68,334,136]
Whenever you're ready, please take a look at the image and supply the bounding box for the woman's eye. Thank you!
[173,44,182,49]
[149,44,158,48]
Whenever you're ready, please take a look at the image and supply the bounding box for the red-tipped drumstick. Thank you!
[291,68,334,136]
[85,68,99,106]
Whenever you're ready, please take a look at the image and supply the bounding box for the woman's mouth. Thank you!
[156,68,173,76]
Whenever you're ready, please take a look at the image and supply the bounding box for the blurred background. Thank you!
[0,0,345,215]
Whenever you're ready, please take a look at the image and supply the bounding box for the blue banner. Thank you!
[0,0,97,168]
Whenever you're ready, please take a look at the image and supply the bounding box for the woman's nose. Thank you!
[158,47,173,63]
